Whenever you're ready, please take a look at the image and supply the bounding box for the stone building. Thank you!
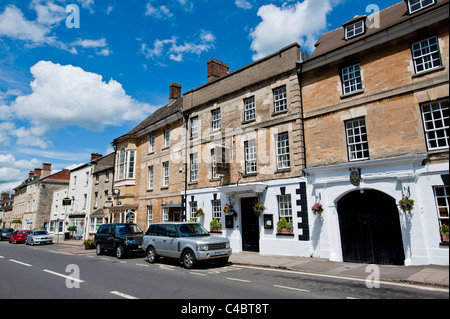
[88,153,115,235]
[11,163,70,230]
[299,0,449,265]
[182,44,310,256]
[112,84,185,232]
[0,192,14,228]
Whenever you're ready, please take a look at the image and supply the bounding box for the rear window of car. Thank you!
[34,231,48,235]
[116,224,143,234]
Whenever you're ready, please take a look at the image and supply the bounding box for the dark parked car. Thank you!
[9,230,32,244]
[94,223,144,259]
[0,228,14,241]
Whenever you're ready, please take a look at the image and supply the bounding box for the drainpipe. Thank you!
[297,62,307,171]
[183,112,189,222]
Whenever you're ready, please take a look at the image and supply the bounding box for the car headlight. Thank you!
[197,244,208,251]
[125,238,134,245]
[225,242,230,249]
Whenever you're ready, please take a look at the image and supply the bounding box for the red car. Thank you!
[9,230,32,244]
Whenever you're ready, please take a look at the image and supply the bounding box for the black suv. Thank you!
[94,223,144,259]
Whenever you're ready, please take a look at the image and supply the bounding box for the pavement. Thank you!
[54,239,449,289]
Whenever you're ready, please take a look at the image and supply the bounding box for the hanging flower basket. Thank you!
[195,208,204,218]
[223,204,237,217]
[311,203,324,217]
[398,195,414,216]
[253,201,266,216]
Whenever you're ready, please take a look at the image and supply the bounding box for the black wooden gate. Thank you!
[337,189,405,265]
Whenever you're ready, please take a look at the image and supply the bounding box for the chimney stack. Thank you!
[41,163,52,178]
[169,83,182,104]
[207,59,229,82]
[91,153,103,161]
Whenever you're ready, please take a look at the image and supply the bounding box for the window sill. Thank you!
[271,110,288,117]
[188,181,198,186]
[146,188,154,192]
[276,233,295,237]
[340,89,365,99]
[412,66,445,79]
[243,172,258,178]
[160,186,169,190]
[241,119,256,125]
[275,168,291,174]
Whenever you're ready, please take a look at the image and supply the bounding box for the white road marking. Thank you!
[9,259,32,267]
[110,291,139,299]
[274,285,310,293]
[226,277,251,283]
[43,269,85,283]
[191,272,207,277]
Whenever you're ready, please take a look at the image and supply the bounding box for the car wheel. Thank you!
[146,246,158,264]
[116,245,125,259]
[182,249,197,269]
[96,243,103,255]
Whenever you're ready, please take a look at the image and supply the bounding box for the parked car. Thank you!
[9,230,32,244]
[94,223,144,259]
[25,230,53,245]
[142,222,232,269]
[0,228,14,241]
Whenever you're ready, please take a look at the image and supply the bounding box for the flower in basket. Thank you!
[311,203,324,217]
[253,201,266,216]
[223,204,236,216]
[195,208,204,217]
[398,194,414,216]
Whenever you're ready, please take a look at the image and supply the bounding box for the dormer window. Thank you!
[344,17,366,40]
[407,0,435,14]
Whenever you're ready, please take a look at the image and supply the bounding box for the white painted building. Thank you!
[304,156,449,266]
[48,187,69,241]
[67,163,93,239]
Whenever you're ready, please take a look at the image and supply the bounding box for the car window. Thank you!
[177,224,210,237]
[145,225,156,236]
[116,224,143,234]
[34,230,48,235]
[154,225,165,236]
[166,224,177,237]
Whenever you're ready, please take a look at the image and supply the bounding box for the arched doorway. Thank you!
[337,189,405,265]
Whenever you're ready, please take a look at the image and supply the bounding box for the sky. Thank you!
[0,0,400,193]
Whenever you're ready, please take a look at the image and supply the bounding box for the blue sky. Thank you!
[0,0,400,192]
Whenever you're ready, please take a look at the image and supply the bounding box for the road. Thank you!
[0,241,447,306]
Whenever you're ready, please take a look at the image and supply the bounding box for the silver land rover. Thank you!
[141,222,232,269]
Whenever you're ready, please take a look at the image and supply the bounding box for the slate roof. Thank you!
[309,0,449,61]
[127,98,183,136]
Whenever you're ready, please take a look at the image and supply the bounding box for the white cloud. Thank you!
[235,0,253,10]
[141,30,215,63]
[145,3,174,19]
[0,5,51,44]
[250,0,340,60]
[10,61,157,139]
[0,3,111,55]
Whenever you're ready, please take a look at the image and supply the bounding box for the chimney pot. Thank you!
[42,163,51,171]
[207,59,229,82]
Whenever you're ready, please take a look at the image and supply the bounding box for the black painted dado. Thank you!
[296,182,309,241]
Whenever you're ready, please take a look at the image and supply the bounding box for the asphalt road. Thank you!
[0,241,448,305]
